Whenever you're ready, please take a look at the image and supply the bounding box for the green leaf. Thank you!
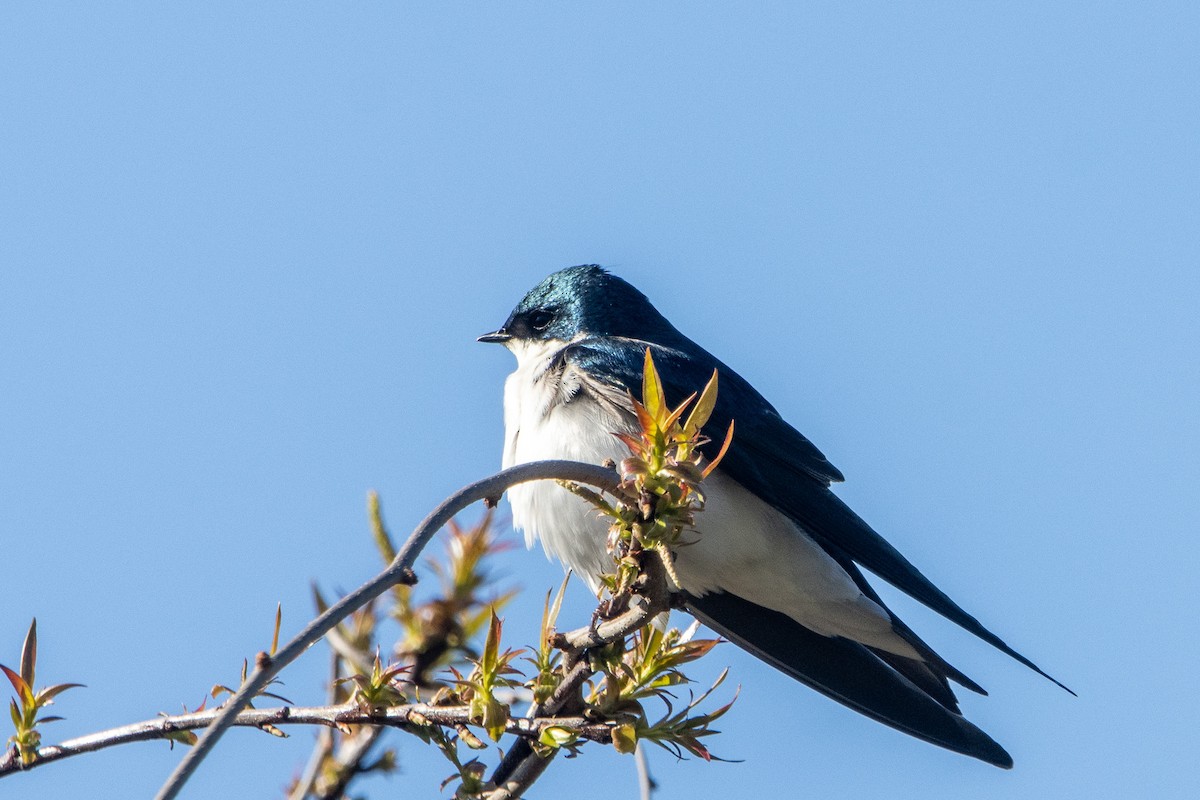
[538,725,578,749]
[369,490,397,563]
[684,370,719,435]
[642,348,666,424]
[611,722,639,754]
[164,730,198,747]
[547,573,569,637]
[481,612,503,675]
[476,694,510,743]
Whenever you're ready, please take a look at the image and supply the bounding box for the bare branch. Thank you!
[634,742,656,800]
[286,650,340,800]
[487,748,555,800]
[0,702,616,777]
[154,460,619,800]
[305,726,384,800]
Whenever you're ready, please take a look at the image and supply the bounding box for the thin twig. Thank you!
[0,702,616,776]
[486,551,673,798]
[154,461,619,800]
[634,742,655,800]
[312,726,384,800]
[487,748,555,800]
[286,650,340,800]
[321,625,374,677]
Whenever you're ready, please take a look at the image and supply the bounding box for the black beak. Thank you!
[477,329,512,344]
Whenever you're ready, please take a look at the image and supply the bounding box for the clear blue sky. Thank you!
[3,3,1197,799]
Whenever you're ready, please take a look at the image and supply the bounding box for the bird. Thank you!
[478,264,1068,768]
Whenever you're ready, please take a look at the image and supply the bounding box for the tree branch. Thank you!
[634,742,656,800]
[153,460,619,800]
[0,702,617,776]
[486,551,673,799]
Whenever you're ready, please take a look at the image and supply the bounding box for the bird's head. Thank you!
[478,264,674,348]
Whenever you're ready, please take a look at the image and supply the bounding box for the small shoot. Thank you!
[525,574,570,706]
[1,619,84,765]
[390,513,516,686]
[619,670,738,762]
[431,724,493,799]
[335,650,409,712]
[210,606,293,736]
[453,613,524,742]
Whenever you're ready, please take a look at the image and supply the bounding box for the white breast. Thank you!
[498,338,919,658]
[501,338,632,586]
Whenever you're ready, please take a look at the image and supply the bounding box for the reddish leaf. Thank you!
[613,432,643,454]
[258,690,294,705]
[0,663,31,707]
[271,603,282,656]
[683,637,722,655]
[631,396,656,438]
[19,619,36,689]
[36,682,84,705]
[701,420,735,478]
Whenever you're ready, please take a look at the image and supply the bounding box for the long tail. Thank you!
[686,590,1014,768]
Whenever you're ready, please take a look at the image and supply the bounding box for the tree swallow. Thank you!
[479,264,1067,768]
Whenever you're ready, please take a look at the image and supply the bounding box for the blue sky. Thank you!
[2,3,1197,798]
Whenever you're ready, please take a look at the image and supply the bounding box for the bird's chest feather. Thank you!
[500,340,635,588]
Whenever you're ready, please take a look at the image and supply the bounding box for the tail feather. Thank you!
[686,590,1014,769]
[838,556,988,698]
[870,649,960,713]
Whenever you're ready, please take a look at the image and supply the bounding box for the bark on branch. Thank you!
[0,702,617,775]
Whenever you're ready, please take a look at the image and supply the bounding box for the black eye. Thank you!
[529,309,554,331]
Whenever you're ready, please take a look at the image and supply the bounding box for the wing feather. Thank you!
[561,336,1070,693]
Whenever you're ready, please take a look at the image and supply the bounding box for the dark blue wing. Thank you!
[686,591,1013,767]
[561,335,1069,693]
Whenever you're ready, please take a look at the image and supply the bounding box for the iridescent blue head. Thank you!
[478,265,677,345]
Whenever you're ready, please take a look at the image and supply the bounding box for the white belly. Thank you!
[499,339,917,657]
[501,339,628,585]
